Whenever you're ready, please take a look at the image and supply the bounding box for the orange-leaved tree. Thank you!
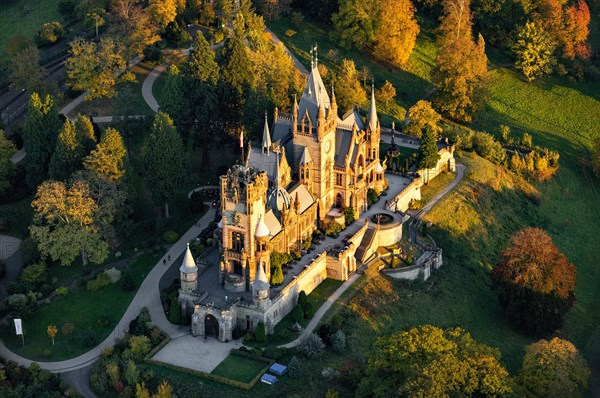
[492,227,576,334]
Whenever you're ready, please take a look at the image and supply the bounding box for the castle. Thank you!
[178,57,387,342]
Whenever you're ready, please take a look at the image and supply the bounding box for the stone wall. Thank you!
[380,249,443,281]
[386,178,423,212]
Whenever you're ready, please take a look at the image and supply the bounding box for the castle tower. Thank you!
[252,261,270,308]
[254,215,271,282]
[179,243,198,293]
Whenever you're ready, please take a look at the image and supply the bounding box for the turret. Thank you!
[252,262,270,308]
[317,101,325,140]
[292,94,298,135]
[368,83,378,133]
[179,243,198,293]
[330,85,338,120]
[254,215,271,282]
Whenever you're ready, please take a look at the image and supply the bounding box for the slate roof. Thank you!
[298,65,331,121]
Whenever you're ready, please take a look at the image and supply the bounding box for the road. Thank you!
[0,206,216,372]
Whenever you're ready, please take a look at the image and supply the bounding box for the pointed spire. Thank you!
[262,111,272,155]
[299,146,312,164]
[252,262,270,290]
[179,242,198,273]
[274,151,280,190]
[368,82,378,132]
[255,215,270,238]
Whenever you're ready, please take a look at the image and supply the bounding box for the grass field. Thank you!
[210,354,268,384]
[419,170,456,205]
[0,253,159,360]
[0,0,70,56]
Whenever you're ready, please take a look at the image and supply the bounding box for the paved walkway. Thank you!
[0,207,216,372]
[279,273,361,349]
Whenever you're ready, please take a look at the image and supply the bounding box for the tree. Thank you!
[335,59,367,113]
[8,45,45,93]
[0,130,16,194]
[154,380,174,398]
[35,22,65,46]
[560,0,590,59]
[21,261,47,285]
[418,126,441,184]
[125,360,140,386]
[169,295,181,324]
[129,335,151,359]
[47,325,58,345]
[375,80,396,109]
[373,0,420,67]
[83,127,127,182]
[592,137,600,178]
[298,333,325,359]
[357,325,512,397]
[255,321,266,342]
[438,0,473,47]
[49,119,81,181]
[186,32,219,85]
[271,264,284,285]
[159,65,184,120]
[519,337,590,397]
[491,228,576,334]
[109,0,160,61]
[513,21,557,81]
[405,100,442,138]
[149,0,178,29]
[22,93,62,188]
[332,0,377,49]
[146,112,186,218]
[218,36,254,96]
[136,383,151,398]
[74,114,98,155]
[85,8,107,37]
[30,180,109,266]
[433,34,488,122]
[65,37,128,100]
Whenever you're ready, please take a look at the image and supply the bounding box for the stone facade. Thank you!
[178,58,382,342]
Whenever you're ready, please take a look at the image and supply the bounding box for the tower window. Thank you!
[232,231,244,252]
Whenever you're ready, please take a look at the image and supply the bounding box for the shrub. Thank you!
[298,333,325,359]
[87,272,111,291]
[263,346,284,360]
[213,29,225,43]
[121,269,136,291]
[255,322,266,343]
[104,268,122,283]
[344,207,355,225]
[163,230,179,244]
[298,291,307,307]
[129,335,151,359]
[367,188,379,205]
[330,314,343,330]
[0,261,5,279]
[291,305,304,322]
[318,324,334,346]
[20,237,40,265]
[55,287,68,296]
[165,21,191,47]
[330,330,347,353]
[43,349,52,358]
[324,221,343,237]
[35,22,65,46]
[143,46,162,62]
[270,264,284,286]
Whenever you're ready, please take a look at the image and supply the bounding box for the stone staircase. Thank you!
[355,225,377,264]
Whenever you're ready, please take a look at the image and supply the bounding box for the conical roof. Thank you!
[255,215,270,238]
[262,112,272,154]
[252,263,270,291]
[298,63,330,121]
[368,84,378,131]
[179,243,198,273]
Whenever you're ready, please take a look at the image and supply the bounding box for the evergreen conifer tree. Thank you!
[0,130,16,194]
[83,127,127,182]
[186,32,219,85]
[22,93,62,188]
[160,65,184,124]
[218,36,254,96]
[145,112,186,218]
[49,119,81,181]
[418,126,441,184]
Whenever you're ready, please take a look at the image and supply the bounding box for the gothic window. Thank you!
[232,231,244,252]
[306,169,310,178]
[336,173,343,186]
[301,169,304,179]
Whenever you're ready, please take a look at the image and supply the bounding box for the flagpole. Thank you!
[240,129,244,163]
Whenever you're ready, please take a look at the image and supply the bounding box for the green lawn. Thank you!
[210,354,268,384]
[0,0,70,57]
[0,253,159,361]
[419,170,456,204]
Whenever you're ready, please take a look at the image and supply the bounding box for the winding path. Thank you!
[0,207,216,372]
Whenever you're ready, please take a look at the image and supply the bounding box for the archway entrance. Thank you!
[205,314,219,337]
[335,193,343,208]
